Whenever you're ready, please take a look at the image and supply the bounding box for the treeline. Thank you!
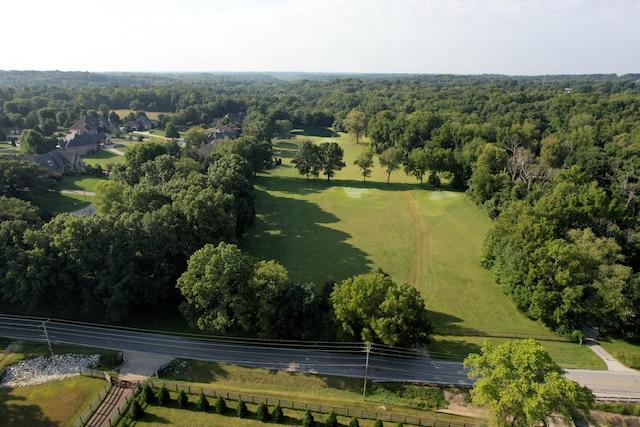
[2,72,640,134]
[0,141,256,321]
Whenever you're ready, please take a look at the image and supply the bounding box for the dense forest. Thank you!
[2,71,640,341]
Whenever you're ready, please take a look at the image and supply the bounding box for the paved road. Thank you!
[1,315,638,400]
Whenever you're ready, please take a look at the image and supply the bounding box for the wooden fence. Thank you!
[70,370,112,427]
[147,380,478,427]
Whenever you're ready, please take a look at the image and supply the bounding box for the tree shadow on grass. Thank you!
[242,189,372,287]
[0,390,57,427]
[428,338,482,361]
[291,127,339,138]
[319,374,361,393]
[428,311,480,337]
[255,173,459,196]
[140,411,171,424]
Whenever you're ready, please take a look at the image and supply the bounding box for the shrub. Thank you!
[214,396,227,414]
[256,402,270,422]
[141,384,156,404]
[396,423,404,427]
[349,416,360,427]
[325,410,338,427]
[128,399,144,420]
[196,393,210,411]
[272,404,284,423]
[157,387,170,406]
[302,409,314,427]
[177,390,189,408]
[236,400,248,418]
[570,330,585,344]
[374,420,384,427]
[616,352,640,370]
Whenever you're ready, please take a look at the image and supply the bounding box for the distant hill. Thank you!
[0,70,637,89]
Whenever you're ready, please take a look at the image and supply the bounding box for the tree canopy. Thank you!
[464,339,594,427]
[330,273,432,346]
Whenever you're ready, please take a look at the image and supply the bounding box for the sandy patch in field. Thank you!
[428,190,461,201]
[343,187,369,198]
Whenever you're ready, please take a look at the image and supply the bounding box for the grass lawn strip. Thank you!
[123,386,476,427]
[151,359,474,423]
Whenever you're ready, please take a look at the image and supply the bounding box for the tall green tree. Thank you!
[19,129,53,154]
[378,147,403,184]
[207,154,255,237]
[404,147,429,184]
[184,126,208,148]
[219,135,272,176]
[294,140,320,179]
[125,141,167,167]
[464,339,594,427]
[242,109,273,141]
[330,273,432,346]
[177,242,256,333]
[318,141,345,181]
[353,147,374,182]
[164,122,180,139]
[343,109,367,144]
[0,158,58,197]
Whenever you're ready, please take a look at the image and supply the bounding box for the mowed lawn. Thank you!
[244,129,553,336]
[0,376,106,427]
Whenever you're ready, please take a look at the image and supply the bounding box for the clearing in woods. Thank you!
[247,133,549,335]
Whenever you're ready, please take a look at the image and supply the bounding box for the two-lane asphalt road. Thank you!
[1,315,638,400]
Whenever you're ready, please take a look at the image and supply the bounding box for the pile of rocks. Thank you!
[0,353,100,387]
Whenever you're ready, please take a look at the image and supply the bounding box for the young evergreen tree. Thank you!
[177,389,189,408]
[129,399,144,420]
[214,396,227,414]
[141,384,156,404]
[255,402,270,422]
[196,392,210,411]
[157,387,170,406]
[324,410,338,427]
[271,404,284,423]
[236,400,248,418]
[301,409,314,427]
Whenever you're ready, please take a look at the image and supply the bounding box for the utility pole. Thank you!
[40,319,55,365]
[362,341,371,401]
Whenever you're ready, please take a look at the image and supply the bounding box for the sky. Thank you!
[3,0,639,75]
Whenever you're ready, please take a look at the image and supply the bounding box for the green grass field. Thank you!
[82,147,127,169]
[31,192,92,214]
[246,130,547,333]
[238,127,620,367]
[112,110,166,121]
[61,175,107,192]
[0,376,106,427]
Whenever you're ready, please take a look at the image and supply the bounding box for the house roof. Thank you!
[6,149,83,174]
[63,132,106,148]
[23,150,69,173]
[69,116,109,133]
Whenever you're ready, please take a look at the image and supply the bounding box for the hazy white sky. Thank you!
[4,0,638,75]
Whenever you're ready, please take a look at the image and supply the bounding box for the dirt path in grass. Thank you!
[405,191,426,289]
